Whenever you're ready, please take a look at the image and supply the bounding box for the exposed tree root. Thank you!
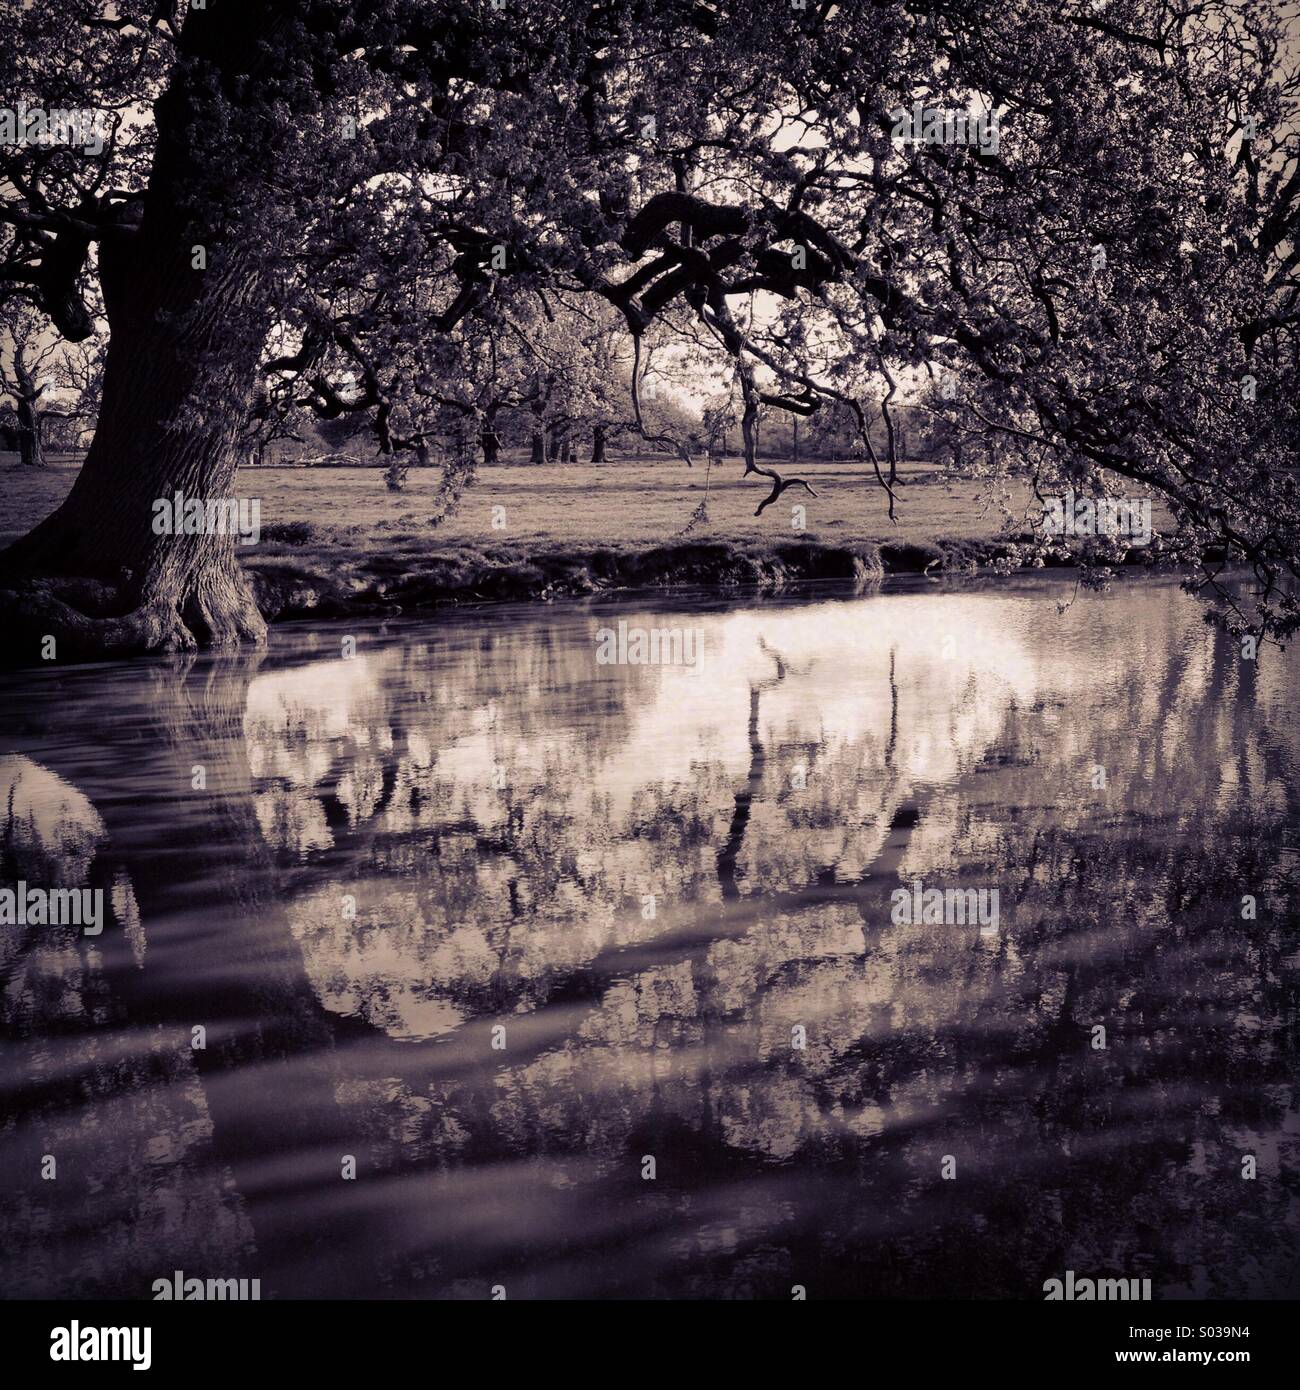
[0,566,267,667]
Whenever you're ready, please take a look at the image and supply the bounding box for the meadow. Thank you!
[2,452,1029,548]
[0,452,1174,622]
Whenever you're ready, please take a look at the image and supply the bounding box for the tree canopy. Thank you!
[1,0,1298,653]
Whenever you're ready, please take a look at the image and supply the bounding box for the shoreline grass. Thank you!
[1,455,1184,625]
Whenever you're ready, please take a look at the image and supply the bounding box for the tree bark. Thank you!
[529,430,545,465]
[12,342,46,468]
[0,2,311,663]
[16,397,44,469]
[480,403,501,464]
[591,423,606,464]
[0,236,271,660]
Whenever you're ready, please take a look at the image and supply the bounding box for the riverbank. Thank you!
[2,457,1182,624]
[245,530,1188,622]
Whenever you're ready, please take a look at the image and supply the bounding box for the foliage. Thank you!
[1,1,1298,640]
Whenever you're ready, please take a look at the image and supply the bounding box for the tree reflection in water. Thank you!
[1,574,1297,1298]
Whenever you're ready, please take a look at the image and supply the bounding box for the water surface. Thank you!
[2,573,1298,1299]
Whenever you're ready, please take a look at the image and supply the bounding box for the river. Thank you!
[1,572,1297,1299]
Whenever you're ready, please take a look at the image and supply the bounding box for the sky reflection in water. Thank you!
[1,572,1298,1299]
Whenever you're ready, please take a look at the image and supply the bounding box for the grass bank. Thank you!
[1,455,1180,623]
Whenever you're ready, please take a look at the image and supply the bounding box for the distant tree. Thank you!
[0,302,102,467]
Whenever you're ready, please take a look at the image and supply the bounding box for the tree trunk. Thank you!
[547,422,575,464]
[12,346,46,468]
[0,241,270,661]
[16,398,44,469]
[479,403,501,465]
[0,3,314,663]
[591,424,606,464]
[530,430,545,465]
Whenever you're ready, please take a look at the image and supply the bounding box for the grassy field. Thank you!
[1,452,1032,549]
[0,451,1176,621]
